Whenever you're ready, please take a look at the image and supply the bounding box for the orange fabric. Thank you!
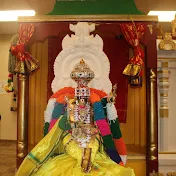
[51,87,108,100]
[114,138,127,155]
[90,92,101,104]
[90,88,107,98]
[51,87,75,99]
[56,93,74,104]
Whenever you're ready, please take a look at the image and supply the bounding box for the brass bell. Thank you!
[123,64,132,76]
[14,60,28,75]
[123,64,141,77]
[25,57,39,74]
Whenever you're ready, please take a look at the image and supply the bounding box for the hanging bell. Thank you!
[14,60,28,75]
[29,57,39,72]
[130,65,141,77]
[123,64,141,77]
[24,59,32,74]
[25,56,39,74]
[123,64,132,76]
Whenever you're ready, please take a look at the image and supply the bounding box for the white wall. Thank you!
[157,45,176,174]
[158,53,176,152]
[168,62,176,150]
[0,34,17,140]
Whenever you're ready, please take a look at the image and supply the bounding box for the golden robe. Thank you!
[16,117,135,176]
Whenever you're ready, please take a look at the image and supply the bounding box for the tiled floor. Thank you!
[0,140,16,176]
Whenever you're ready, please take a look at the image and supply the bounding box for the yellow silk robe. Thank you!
[16,116,135,176]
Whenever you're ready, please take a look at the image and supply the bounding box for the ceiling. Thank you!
[0,0,55,34]
[0,0,175,34]
[135,0,176,14]
[0,22,18,34]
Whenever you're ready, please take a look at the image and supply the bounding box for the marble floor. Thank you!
[0,140,16,176]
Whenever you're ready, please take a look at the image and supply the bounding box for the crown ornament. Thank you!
[71,59,94,98]
[70,59,94,86]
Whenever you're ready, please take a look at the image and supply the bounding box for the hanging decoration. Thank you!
[10,90,17,112]
[10,24,39,75]
[8,34,19,74]
[4,73,14,93]
[120,23,145,87]
[4,34,19,93]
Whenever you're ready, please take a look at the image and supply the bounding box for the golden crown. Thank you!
[70,59,94,85]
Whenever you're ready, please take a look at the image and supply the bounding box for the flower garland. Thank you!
[4,73,14,93]
[90,92,123,165]
[51,87,74,99]
[44,86,126,165]
[51,87,108,100]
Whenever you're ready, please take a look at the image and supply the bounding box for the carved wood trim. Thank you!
[18,15,158,22]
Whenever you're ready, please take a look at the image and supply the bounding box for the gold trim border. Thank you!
[159,40,176,50]
[158,70,170,73]
[160,109,169,118]
[18,15,158,22]
[158,58,176,60]
[159,152,176,154]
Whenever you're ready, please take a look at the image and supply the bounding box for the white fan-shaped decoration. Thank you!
[52,22,112,94]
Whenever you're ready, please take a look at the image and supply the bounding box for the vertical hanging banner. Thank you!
[120,23,145,87]
[10,24,39,75]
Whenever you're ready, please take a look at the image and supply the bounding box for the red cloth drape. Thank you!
[19,24,35,45]
[10,24,38,75]
[120,23,145,81]
[11,24,35,60]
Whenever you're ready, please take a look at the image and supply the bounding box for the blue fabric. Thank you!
[52,103,65,119]
[93,102,105,120]
[106,148,122,164]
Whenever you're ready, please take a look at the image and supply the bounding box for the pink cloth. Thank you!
[49,119,58,131]
[96,119,111,136]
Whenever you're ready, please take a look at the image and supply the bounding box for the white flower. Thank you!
[44,98,56,123]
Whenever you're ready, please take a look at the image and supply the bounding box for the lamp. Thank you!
[148,11,176,22]
[0,10,35,22]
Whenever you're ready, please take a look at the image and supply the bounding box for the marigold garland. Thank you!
[46,86,125,165]
[51,87,108,100]
[90,92,101,104]
[51,87,74,99]
[90,88,107,98]
[56,93,74,104]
